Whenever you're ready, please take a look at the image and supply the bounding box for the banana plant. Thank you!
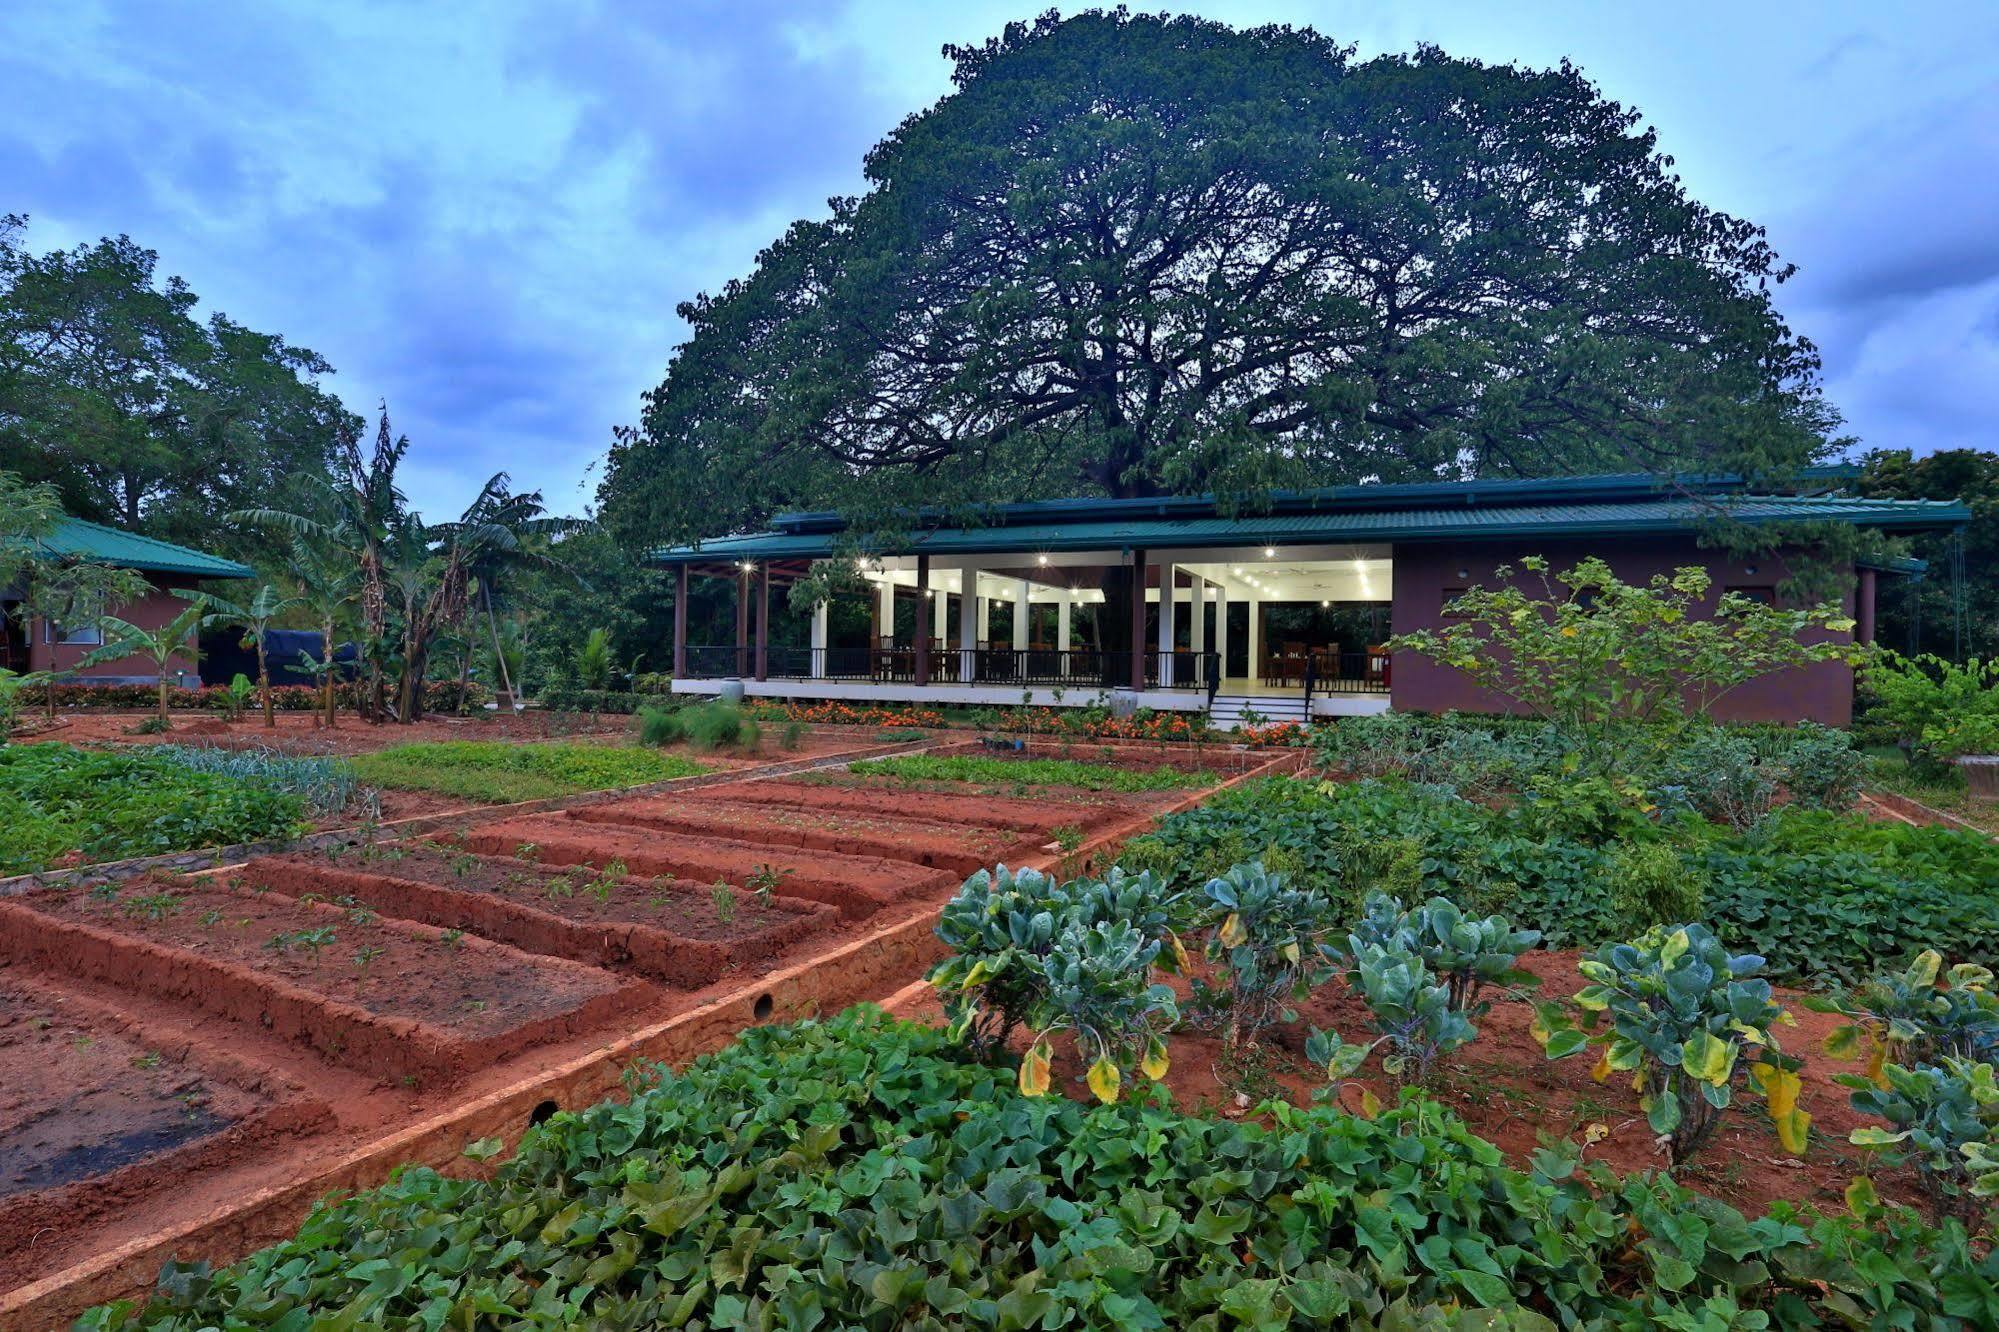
[1530,924,1806,1165]
[179,584,302,728]
[78,604,208,726]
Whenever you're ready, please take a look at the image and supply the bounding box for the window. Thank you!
[1726,586,1778,606]
[44,620,102,645]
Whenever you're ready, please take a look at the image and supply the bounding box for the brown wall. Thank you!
[27,575,199,684]
[1388,539,1857,726]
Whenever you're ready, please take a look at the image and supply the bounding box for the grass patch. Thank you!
[0,743,308,874]
[846,753,1212,791]
[148,745,365,818]
[351,741,707,803]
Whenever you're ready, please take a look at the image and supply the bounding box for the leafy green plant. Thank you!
[1777,721,1865,811]
[351,741,704,802]
[674,700,758,752]
[149,745,363,818]
[1605,839,1706,934]
[1862,653,1999,764]
[1196,861,1340,1054]
[264,927,337,967]
[710,880,736,925]
[745,863,791,903]
[1806,951,1999,1079]
[352,945,384,991]
[1843,1058,1999,1224]
[1658,725,1774,831]
[574,627,614,691]
[1316,938,1476,1087]
[1352,894,1542,1016]
[1532,924,1806,1164]
[120,891,185,922]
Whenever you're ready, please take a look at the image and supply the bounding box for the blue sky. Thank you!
[5,1,1996,518]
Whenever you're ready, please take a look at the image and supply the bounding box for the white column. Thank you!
[1158,565,1178,686]
[877,578,895,644]
[1058,589,1073,674]
[1215,585,1230,686]
[1246,593,1262,686]
[809,601,829,677]
[958,569,979,681]
[1188,575,1207,683]
[1012,578,1030,652]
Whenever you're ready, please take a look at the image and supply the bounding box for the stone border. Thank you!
[1859,788,1998,840]
[0,734,933,899]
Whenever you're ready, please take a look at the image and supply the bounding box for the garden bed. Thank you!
[454,813,955,921]
[676,775,1142,837]
[0,972,331,1289]
[0,878,647,1085]
[234,846,835,989]
[569,795,1044,875]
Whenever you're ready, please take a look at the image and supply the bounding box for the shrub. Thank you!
[636,705,685,747]
[1312,712,1425,779]
[1777,720,1866,811]
[1606,839,1706,933]
[1862,653,1999,763]
[678,700,756,752]
[1532,924,1806,1165]
[1843,1058,1999,1224]
[1659,725,1774,831]
[1194,861,1341,1053]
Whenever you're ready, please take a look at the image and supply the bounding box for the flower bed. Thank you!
[743,699,944,728]
[969,701,1220,741]
[16,679,489,712]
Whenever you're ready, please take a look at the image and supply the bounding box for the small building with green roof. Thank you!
[2,517,251,686]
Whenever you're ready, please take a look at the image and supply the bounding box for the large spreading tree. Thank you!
[602,11,1838,551]
[0,214,359,556]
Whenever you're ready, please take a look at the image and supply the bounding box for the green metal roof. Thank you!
[652,486,1970,566]
[25,518,253,578]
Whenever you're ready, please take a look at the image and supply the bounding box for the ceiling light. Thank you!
[1321,600,1330,608]
[1036,554,1049,566]
[1263,548,1275,558]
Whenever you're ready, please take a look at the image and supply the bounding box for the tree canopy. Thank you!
[602,11,1838,548]
[1859,447,1999,660]
[0,214,359,555]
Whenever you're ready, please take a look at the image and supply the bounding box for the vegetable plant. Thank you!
[1315,938,1476,1087]
[1347,893,1540,1016]
[1807,950,1999,1078]
[1017,918,1178,1104]
[1195,861,1341,1054]
[1531,924,1806,1164]
[1842,1058,1999,1224]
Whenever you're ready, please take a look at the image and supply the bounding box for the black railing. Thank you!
[679,644,1222,692]
[1261,649,1389,696]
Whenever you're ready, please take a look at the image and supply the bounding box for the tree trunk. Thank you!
[258,638,275,728]
[482,584,516,710]
[156,672,170,727]
[322,615,337,729]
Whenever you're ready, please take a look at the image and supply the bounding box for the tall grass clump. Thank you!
[679,701,759,752]
[637,706,686,747]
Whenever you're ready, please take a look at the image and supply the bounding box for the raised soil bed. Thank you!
[0,879,648,1086]
[456,813,956,921]
[570,795,1047,876]
[235,846,835,990]
[678,775,1142,837]
[0,972,330,1286]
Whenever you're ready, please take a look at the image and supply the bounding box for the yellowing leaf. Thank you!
[1660,929,1691,969]
[1910,950,1942,989]
[1219,914,1247,948]
[1018,1040,1052,1098]
[1845,1175,1880,1214]
[1590,1049,1613,1084]
[1141,1036,1170,1082]
[1682,1031,1734,1086]
[1357,1087,1382,1120]
[961,959,991,991]
[1280,941,1301,965]
[1168,931,1191,975]
[1775,1107,1811,1155]
[1086,1055,1122,1104]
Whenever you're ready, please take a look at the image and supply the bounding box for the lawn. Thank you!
[349,741,708,803]
[0,743,310,874]
[846,753,1215,791]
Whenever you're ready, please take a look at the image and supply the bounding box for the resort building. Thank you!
[651,472,1968,727]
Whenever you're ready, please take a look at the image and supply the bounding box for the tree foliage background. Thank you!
[601,11,1841,552]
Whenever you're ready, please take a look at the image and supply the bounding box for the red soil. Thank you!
[0,878,648,1085]
[571,795,1045,876]
[679,776,1138,837]
[897,948,1908,1219]
[26,709,630,756]
[458,814,955,921]
[236,848,835,989]
[0,970,331,1277]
